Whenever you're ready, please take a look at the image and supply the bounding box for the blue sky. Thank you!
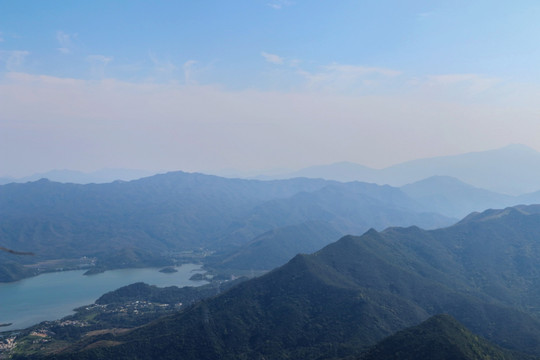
[2,1,540,176]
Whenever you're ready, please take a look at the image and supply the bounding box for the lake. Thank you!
[0,264,207,331]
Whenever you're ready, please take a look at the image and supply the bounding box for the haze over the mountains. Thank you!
[3,144,540,197]
[3,146,540,359]
[4,2,540,184]
[268,144,540,195]
[0,172,455,281]
[5,2,540,359]
[0,169,155,186]
[4,165,540,283]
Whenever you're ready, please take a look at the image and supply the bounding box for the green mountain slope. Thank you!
[213,221,342,270]
[33,205,540,359]
[0,262,37,282]
[0,173,331,258]
[217,181,453,247]
[361,314,534,360]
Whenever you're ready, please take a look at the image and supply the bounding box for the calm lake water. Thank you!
[0,264,206,331]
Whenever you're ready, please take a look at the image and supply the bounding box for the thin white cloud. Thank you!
[183,60,197,85]
[0,50,30,71]
[87,54,113,64]
[56,31,77,54]
[288,58,301,68]
[325,64,401,77]
[417,11,434,18]
[149,52,177,74]
[261,52,284,65]
[298,63,402,92]
[427,73,501,95]
[267,0,293,10]
[86,55,113,78]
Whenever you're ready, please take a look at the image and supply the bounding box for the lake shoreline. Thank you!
[0,264,207,332]
[0,257,203,284]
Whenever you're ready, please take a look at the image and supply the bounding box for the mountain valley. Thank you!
[5,205,540,359]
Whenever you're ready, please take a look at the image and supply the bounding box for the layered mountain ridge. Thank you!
[4,168,540,282]
[0,172,454,281]
[31,205,540,359]
[276,144,540,195]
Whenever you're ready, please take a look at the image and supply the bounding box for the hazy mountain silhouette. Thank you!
[212,221,342,270]
[278,144,540,195]
[217,181,453,247]
[0,172,453,281]
[401,176,517,218]
[0,168,155,185]
[0,173,332,261]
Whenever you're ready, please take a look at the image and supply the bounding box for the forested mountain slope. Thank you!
[34,205,540,359]
[361,314,535,360]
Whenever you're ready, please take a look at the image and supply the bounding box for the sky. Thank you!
[2,1,540,177]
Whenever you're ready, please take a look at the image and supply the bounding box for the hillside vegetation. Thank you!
[361,314,534,360]
[26,205,540,359]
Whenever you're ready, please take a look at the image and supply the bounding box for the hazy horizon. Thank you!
[1,142,536,186]
[3,1,540,177]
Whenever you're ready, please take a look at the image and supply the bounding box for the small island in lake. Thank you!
[189,273,206,281]
[159,267,178,274]
[84,267,106,275]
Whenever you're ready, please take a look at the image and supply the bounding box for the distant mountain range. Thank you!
[0,173,332,261]
[272,144,540,195]
[4,168,540,281]
[400,175,515,218]
[5,168,540,279]
[4,144,540,197]
[209,174,540,271]
[35,205,540,359]
[0,172,455,281]
[0,168,155,185]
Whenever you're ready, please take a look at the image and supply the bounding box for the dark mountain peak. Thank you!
[26,178,61,187]
[134,170,214,185]
[457,205,535,225]
[314,230,382,257]
[35,177,52,183]
[362,314,526,360]
[381,224,426,237]
[514,204,540,215]
[2,177,82,193]
[363,228,380,237]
